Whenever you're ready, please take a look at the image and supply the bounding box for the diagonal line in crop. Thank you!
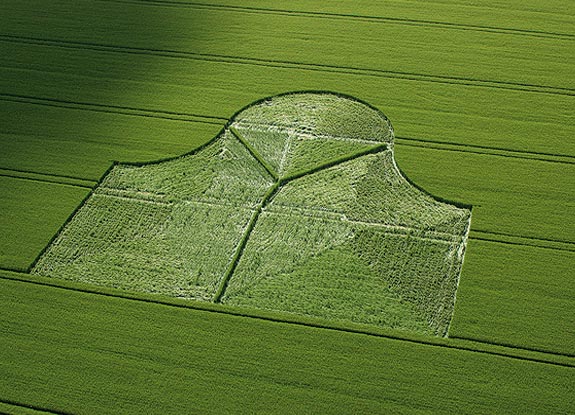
[229,126,279,180]
[212,134,389,302]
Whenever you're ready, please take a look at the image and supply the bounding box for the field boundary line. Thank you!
[0,169,97,189]
[95,0,575,41]
[0,92,226,125]
[395,137,575,165]
[1,34,573,97]
[1,269,573,367]
[0,397,74,415]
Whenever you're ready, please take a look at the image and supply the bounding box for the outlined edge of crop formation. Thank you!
[32,91,472,337]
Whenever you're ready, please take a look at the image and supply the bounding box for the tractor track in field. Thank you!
[0,168,96,189]
[2,93,573,166]
[0,92,226,125]
[95,0,575,41]
[0,397,74,415]
[474,229,575,246]
[1,34,573,97]
[470,230,575,252]
[0,167,97,184]
[0,269,573,368]
[470,237,574,253]
[0,173,94,189]
[395,138,575,165]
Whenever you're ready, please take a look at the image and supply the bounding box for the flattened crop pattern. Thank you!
[33,92,471,336]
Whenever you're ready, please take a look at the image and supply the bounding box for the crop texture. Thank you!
[33,92,471,336]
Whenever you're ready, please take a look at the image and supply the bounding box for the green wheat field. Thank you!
[0,1,574,414]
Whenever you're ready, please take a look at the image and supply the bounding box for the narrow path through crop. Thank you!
[2,94,572,165]
[1,35,572,96]
[0,91,226,125]
[0,397,74,415]
[0,168,97,188]
[0,269,573,368]
[96,0,575,41]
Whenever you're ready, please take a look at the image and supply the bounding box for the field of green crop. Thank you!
[1,0,573,413]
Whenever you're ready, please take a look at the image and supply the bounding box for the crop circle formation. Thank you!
[33,92,471,336]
